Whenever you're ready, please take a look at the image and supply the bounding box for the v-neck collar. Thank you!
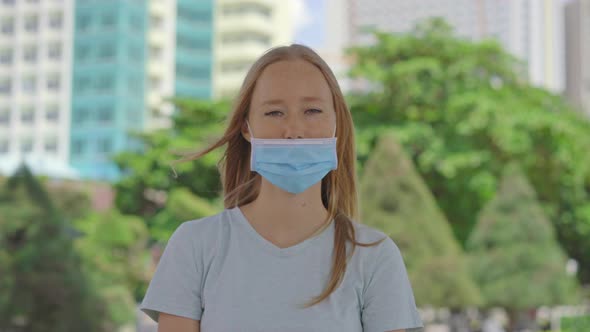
[230,207,334,257]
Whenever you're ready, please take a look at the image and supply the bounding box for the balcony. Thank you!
[218,40,268,63]
[218,12,272,35]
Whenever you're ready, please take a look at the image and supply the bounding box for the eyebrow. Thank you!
[260,96,325,106]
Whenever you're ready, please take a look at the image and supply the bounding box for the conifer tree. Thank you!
[360,134,481,308]
[0,164,107,331]
[467,164,580,330]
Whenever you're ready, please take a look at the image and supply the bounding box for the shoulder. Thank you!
[349,221,404,268]
[351,221,390,244]
[177,209,230,235]
[165,209,231,251]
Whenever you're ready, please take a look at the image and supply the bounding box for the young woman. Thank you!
[140,44,423,332]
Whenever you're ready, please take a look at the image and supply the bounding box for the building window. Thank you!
[21,138,33,153]
[98,44,115,60]
[73,107,87,124]
[129,14,143,31]
[72,139,85,155]
[23,45,37,62]
[221,61,252,73]
[48,42,61,60]
[24,15,38,33]
[75,76,90,93]
[150,76,161,90]
[222,3,271,18]
[127,77,141,92]
[0,108,10,125]
[127,106,139,124]
[102,13,116,28]
[0,49,12,64]
[47,74,60,91]
[150,14,163,28]
[20,106,35,123]
[150,46,162,59]
[97,137,112,153]
[96,75,114,92]
[97,106,113,123]
[176,64,210,78]
[1,17,14,35]
[44,137,57,153]
[22,76,36,93]
[222,32,270,45]
[0,78,11,94]
[127,44,142,61]
[177,34,211,52]
[77,14,91,31]
[46,104,59,122]
[75,45,90,61]
[177,4,212,23]
[49,12,63,29]
[0,140,8,154]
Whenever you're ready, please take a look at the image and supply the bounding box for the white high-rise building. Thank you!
[344,0,566,93]
[213,0,295,99]
[316,0,352,92]
[565,0,590,117]
[146,0,178,130]
[0,0,77,178]
[146,0,215,130]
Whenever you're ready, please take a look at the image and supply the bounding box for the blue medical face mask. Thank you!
[247,122,338,194]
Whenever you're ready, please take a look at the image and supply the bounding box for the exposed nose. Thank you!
[284,115,304,139]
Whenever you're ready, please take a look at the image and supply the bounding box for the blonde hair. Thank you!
[174,44,384,307]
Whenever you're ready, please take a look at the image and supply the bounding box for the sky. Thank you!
[292,0,325,48]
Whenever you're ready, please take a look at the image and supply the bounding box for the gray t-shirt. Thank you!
[140,207,423,332]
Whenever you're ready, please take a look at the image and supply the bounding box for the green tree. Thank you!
[348,18,590,283]
[43,180,93,223]
[467,164,580,331]
[360,134,481,308]
[0,165,107,331]
[73,209,150,327]
[150,187,220,243]
[114,98,228,220]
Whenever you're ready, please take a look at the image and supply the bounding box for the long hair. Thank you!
[173,44,384,307]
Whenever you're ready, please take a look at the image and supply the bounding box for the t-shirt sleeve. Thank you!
[361,237,424,332]
[140,222,203,322]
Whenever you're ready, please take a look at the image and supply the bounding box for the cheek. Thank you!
[250,118,284,138]
[309,113,336,136]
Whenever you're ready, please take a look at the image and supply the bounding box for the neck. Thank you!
[239,178,330,246]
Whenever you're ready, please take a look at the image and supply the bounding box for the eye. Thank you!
[305,108,323,115]
[264,110,284,117]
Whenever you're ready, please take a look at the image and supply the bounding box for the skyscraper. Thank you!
[146,0,215,130]
[0,0,77,178]
[346,0,566,93]
[213,0,295,98]
[69,0,148,181]
[565,0,590,117]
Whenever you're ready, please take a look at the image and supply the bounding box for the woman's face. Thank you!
[244,60,336,140]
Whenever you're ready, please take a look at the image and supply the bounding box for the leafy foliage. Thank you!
[360,134,481,308]
[73,209,150,326]
[0,165,107,331]
[113,98,228,220]
[348,18,590,282]
[467,164,580,309]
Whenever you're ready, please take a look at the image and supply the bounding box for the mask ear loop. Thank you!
[246,121,256,170]
[246,121,256,140]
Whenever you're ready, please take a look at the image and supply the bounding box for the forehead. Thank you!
[251,59,333,104]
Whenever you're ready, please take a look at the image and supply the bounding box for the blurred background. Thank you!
[0,0,589,331]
